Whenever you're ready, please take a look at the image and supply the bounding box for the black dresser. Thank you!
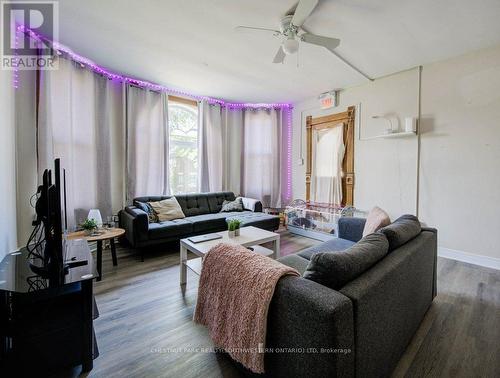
[0,240,99,375]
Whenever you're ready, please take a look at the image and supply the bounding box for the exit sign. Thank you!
[319,91,338,109]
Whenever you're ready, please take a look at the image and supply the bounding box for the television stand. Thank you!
[0,241,99,374]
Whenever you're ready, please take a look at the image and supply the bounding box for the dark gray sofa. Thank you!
[119,192,280,251]
[264,216,437,378]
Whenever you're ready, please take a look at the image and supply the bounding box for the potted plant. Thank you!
[81,218,98,236]
[227,219,241,238]
[234,220,242,237]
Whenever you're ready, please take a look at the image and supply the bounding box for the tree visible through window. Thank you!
[168,100,199,194]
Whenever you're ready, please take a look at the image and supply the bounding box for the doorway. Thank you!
[305,106,355,206]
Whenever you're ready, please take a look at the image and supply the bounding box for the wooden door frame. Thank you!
[306,105,355,206]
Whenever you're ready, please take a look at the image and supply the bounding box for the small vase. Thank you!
[228,230,236,238]
[84,229,93,236]
[235,228,240,237]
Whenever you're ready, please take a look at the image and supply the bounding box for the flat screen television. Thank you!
[28,158,66,285]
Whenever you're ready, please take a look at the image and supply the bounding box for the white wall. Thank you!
[292,44,500,263]
[0,69,18,259]
[420,46,500,261]
[293,67,420,219]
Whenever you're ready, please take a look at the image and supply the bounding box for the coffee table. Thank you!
[67,227,125,281]
[179,226,280,285]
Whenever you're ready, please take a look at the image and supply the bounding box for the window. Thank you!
[168,97,199,194]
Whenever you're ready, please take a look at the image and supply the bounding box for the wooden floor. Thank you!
[65,229,499,378]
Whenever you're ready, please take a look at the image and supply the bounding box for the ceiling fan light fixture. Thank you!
[282,38,299,55]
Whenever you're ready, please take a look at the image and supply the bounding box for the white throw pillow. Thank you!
[148,197,185,222]
[238,197,259,212]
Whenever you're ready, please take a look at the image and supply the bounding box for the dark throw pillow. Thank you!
[135,201,159,223]
[303,233,389,290]
[220,198,244,212]
[379,214,421,251]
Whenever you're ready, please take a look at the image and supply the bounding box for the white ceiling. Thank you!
[51,0,500,103]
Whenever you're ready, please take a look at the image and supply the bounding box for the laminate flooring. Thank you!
[59,229,499,378]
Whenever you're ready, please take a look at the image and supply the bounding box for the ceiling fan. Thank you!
[236,0,373,81]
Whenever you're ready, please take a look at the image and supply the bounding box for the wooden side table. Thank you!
[66,228,125,281]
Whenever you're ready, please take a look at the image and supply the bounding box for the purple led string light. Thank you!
[286,106,293,202]
[13,26,20,89]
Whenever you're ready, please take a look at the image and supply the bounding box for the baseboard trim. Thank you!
[438,247,500,270]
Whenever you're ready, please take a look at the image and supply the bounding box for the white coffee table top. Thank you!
[180,226,279,256]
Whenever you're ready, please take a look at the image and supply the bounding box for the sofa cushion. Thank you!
[303,233,389,290]
[207,192,236,213]
[220,198,244,212]
[149,197,185,221]
[175,194,211,217]
[147,219,193,240]
[338,217,367,242]
[379,214,421,251]
[226,212,280,231]
[298,238,356,260]
[362,206,390,237]
[278,254,310,276]
[185,213,233,233]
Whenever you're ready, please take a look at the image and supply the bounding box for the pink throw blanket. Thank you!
[193,243,299,373]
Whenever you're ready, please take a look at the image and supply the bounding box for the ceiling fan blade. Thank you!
[235,26,280,35]
[291,0,319,27]
[301,29,373,81]
[301,32,340,53]
[285,2,298,16]
[273,46,286,64]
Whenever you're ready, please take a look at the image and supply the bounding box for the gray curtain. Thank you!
[126,86,170,200]
[38,57,125,229]
[241,108,283,208]
[199,100,223,192]
[222,108,244,195]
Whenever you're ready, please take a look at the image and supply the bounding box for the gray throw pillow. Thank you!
[303,233,389,290]
[379,214,421,251]
[220,198,244,212]
[135,201,158,223]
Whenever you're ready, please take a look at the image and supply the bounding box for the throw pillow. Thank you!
[238,196,259,211]
[362,206,391,236]
[135,201,159,223]
[303,233,389,290]
[379,214,421,251]
[220,198,244,212]
[148,197,185,222]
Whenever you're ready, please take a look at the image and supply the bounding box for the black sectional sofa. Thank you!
[119,192,280,253]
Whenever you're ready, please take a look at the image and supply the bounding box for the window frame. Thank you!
[167,96,199,194]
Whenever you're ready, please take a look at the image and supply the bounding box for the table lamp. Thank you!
[87,209,103,227]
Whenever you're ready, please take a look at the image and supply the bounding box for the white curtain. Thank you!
[311,124,345,205]
[199,101,223,192]
[38,57,125,229]
[241,108,283,208]
[126,86,169,200]
[222,108,244,195]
